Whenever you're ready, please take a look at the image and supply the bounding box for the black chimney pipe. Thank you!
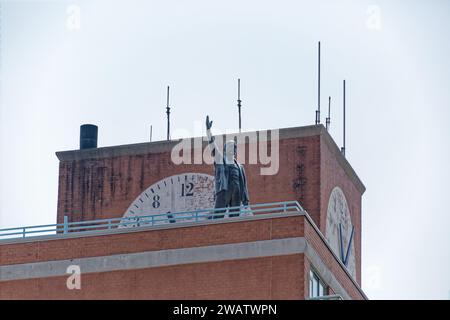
[80,124,98,149]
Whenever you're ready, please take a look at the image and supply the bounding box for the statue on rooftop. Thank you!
[206,115,250,218]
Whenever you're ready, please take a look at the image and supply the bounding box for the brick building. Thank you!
[0,124,367,299]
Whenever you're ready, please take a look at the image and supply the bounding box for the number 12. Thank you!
[181,182,194,197]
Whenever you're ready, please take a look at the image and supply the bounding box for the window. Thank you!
[309,269,327,298]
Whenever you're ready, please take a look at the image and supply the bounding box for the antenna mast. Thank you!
[315,41,321,125]
[150,125,153,142]
[237,78,242,133]
[341,80,346,156]
[166,86,170,141]
[326,96,331,131]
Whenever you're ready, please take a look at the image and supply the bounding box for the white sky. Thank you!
[1,0,449,299]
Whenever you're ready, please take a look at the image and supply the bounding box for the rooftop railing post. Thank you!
[63,216,69,234]
[108,219,111,230]
[283,202,287,213]
[22,227,26,238]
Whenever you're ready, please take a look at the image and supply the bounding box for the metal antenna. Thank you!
[150,125,153,142]
[315,41,321,125]
[166,86,170,141]
[237,78,242,133]
[326,96,331,131]
[341,80,346,157]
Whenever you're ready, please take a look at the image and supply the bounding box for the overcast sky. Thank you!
[1,0,449,299]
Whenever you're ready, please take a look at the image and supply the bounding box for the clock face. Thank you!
[325,186,356,279]
[120,173,215,227]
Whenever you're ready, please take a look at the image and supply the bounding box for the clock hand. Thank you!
[343,226,355,266]
[338,223,345,263]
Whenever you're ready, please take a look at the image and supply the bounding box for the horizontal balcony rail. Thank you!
[0,201,304,242]
[307,294,344,300]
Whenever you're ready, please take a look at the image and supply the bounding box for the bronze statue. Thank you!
[206,115,249,218]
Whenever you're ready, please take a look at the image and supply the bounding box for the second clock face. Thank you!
[121,173,215,227]
[325,186,356,279]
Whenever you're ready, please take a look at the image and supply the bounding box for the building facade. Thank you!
[0,124,367,299]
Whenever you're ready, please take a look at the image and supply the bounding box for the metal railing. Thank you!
[307,294,344,300]
[0,201,303,242]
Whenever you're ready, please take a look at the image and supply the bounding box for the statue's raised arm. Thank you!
[206,115,213,136]
[206,115,218,152]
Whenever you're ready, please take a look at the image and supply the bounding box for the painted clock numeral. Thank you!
[152,195,160,208]
[181,182,194,197]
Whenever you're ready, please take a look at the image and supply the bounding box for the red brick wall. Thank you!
[304,257,311,297]
[304,219,364,300]
[319,135,363,285]
[1,217,306,300]
[0,215,365,299]
[0,255,304,300]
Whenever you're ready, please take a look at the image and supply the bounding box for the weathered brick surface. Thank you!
[0,255,304,300]
[319,134,363,284]
[56,135,323,228]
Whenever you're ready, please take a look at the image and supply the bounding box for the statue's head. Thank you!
[224,140,237,162]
